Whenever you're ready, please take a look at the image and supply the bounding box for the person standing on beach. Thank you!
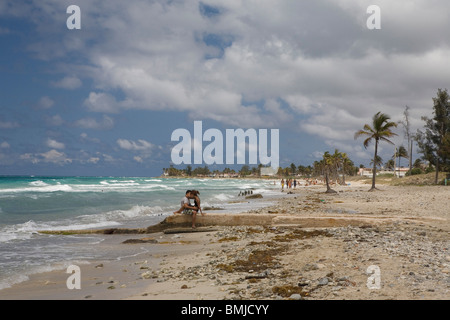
[281,179,285,190]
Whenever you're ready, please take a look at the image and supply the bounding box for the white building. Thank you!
[260,167,277,176]
[358,167,409,178]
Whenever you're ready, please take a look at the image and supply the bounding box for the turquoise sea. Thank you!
[0,176,278,290]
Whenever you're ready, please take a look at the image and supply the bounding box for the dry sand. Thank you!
[0,182,448,300]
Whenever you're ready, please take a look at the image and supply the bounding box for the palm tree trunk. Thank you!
[435,157,439,185]
[409,140,413,175]
[370,139,379,191]
[325,171,331,191]
[325,171,337,193]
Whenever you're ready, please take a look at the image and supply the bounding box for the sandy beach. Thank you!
[0,181,448,300]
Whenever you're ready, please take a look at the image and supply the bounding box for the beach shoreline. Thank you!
[0,182,448,300]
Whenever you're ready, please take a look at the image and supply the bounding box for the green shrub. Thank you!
[406,168,423,176]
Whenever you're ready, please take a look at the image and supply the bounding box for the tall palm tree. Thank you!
[354,112,398,191]
[393,145,408,177]
[322,151,337,193]
[340,152,351,185]
[331,149,342,183]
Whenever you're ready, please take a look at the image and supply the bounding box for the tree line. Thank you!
[354,88,450,190]
[163,156,360,179]
[163,89,449,187]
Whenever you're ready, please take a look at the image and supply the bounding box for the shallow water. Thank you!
[0,176,279,290]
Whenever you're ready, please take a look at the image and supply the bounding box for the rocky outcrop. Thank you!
[245,193,263,199]
[38,212,441,236]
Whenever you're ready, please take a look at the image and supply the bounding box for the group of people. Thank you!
[238,190,253,196]
[173,189,204,228]
[280,178,297,190]
[280,178,323,189]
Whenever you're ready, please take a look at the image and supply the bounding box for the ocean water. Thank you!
[0,176,279,290]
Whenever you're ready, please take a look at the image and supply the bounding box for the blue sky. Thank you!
[1,0,450,177]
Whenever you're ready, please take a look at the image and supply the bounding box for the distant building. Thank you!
[358,168,373,177]
[218,173,240,178]
[393,167,409,178]
[358,167,409,178]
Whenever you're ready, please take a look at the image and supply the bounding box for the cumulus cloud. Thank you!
[37,96,54,109]
[46,138,65,149]
[83,92,122,113]
[20,150,72,165]
[51,76,82,89]
[117,139,154,152]
[133,156,143,163]
[64,1,447,129]
[1,141,10,148]
[45,115,64,126]
[5,0,450,165]
[117,138,160,163]
[40,149,71,164]
[74,115,114,130]
[88,157,100,164]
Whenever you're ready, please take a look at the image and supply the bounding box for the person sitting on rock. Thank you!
[190,190,204,216]
[173,190,199,228]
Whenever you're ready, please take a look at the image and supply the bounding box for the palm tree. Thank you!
[385,159,395,171]
[340,152,351,185]
[370,155,384,169]
[331,149,342,183]
[290,163,297,176]
[393,145,408,177]
[355,112,398,191]
[322,151,337,193]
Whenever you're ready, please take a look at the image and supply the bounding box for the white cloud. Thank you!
[45,115,64,126]
[51,76,82,89]
[1,141,10,148]
[102,153,116,163]
[133,156,143,163]
[88,157,100,164]
[75,115,114,130]
[37,96,54,109]
[46,138,65,149]
[83,92,121,113]
[20,153,38,164]
[311,151,324,159]
[40,149,71,164]
[117,139,154,152]
[20,150,72,165]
